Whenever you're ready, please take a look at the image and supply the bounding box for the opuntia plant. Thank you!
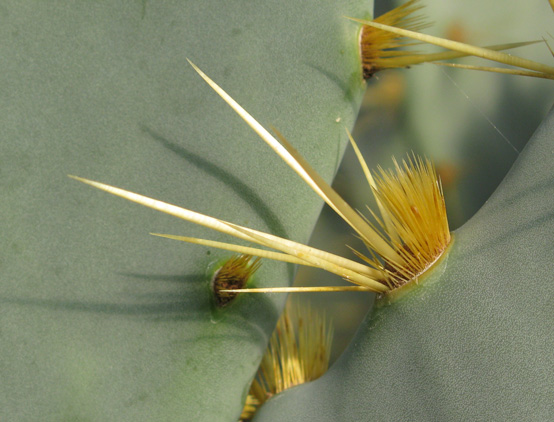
[1,1,552,421]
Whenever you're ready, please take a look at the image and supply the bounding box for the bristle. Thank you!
[360,0,431,78]
[239,395,261,421]
[356,0,554,79]
[369,156,451,288]
[240,301,333,419]
[212,254,261,307]
[356,17,554,77]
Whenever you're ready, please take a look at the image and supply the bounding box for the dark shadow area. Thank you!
[2,268,280,344]
[1,272,207,321]
[141,126,289,240]
[1,295,200,319]
[141,125,297,284]
[305,63,361,118]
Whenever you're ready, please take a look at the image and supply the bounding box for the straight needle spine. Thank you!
[352,17,554,78]
[187,60,405,268]
[69,61,452,294]
[67,175,388,293]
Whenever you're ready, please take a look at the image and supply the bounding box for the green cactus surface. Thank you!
[0,1,369,420]
[254,106,554,420]
[2,1,553,421]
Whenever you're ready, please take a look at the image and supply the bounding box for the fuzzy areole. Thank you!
[211,255,261,307]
